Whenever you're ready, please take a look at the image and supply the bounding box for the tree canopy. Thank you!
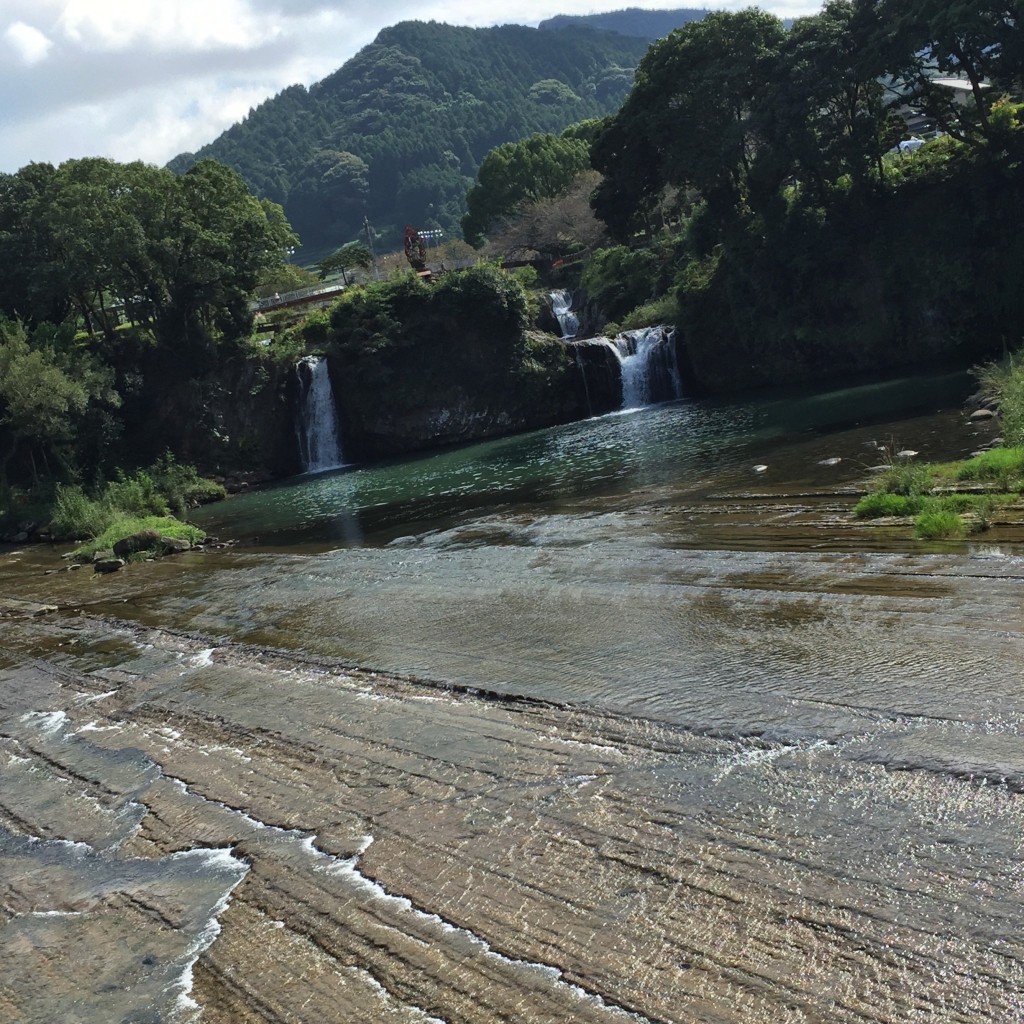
[0,157,295,361]
[461,132,592,246]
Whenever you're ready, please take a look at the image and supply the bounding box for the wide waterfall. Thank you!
[295,355,345,472]
[549,290,579,340]
[611,326,683,409]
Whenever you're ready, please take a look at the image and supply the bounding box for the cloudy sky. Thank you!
[0,0,822,175]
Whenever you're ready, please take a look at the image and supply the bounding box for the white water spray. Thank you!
[296,355,345,473]
[611,327,683,409]
[549,290,579,340]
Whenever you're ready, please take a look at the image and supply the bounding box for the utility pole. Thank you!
[363,216,379,281]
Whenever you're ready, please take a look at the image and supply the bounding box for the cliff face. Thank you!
[203,356,302,478]
[308,268,590,463]
[329,331,590,462]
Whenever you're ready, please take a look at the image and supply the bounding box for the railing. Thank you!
[250,283,347,312]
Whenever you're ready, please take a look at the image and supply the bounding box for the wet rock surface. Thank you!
[2,529,1024,1022]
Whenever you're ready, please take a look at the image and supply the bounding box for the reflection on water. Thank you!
[194,371,972,548]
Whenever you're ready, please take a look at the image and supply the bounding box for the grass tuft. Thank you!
[71,516,205,562]
[853,492,924,518]
[914,506,967,540]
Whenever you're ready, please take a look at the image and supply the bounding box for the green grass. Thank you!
[914,506,967,540]
[71,516,205,562]
[853,492,925,518]
[854,445,1020,538]
[954,446,1024,483]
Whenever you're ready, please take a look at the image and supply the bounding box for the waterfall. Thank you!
[611,327,683,409]
[296,355,345,472]
[550,290,579,340]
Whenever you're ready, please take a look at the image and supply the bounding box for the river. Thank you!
[2,371,1023,1023]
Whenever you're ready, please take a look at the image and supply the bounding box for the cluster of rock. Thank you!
[966,393,1003,455]
[1,520,53,545]
[88,530,196,574]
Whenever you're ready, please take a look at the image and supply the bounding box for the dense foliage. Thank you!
[0,157,298,508]
[538,8,714,40]
[583,0,1024,392]
[462,132,592,247]
[167,22,650,254]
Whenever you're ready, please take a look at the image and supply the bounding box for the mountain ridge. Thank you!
[168,20,650,253]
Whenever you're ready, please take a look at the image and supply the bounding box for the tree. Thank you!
[317,241,374,284]
[461,132,592,246]
[0,318,119,487]
[867,0,1018,145]
[753,1,892,200]
[591,10,787,237]
[483,170,607,261]
[0,158,297,365]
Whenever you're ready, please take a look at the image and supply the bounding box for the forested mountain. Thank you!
[538,8,711,40]
[168,21,650,254]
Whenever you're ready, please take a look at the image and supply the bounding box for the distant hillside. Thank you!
[539,8,711,40]
[168,21,649,254]
[538,8,795,40]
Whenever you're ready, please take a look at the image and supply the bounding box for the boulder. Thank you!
[92,549,115,563]
[970,408,997,421]
[158,537,193,554]
[93,558,125,574]
[113,530,162,558]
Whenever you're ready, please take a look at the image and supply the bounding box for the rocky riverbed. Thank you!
[3,386,1024,1022]
[3,481,1024,1023]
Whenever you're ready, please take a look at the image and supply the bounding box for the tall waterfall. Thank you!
[296,355,345,472]
[550,290,579,340]
[611,327,684,409]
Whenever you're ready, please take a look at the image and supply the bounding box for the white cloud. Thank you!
[0,1,824,174]
[5,22,54,65]
[57,0,275,52]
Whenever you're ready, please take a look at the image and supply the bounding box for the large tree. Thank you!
[867,0,1019,144]
[461,132,592,247]
[0,318,119,487]
[754,1,892,201]
[0,158,296,363]
[591,9,787,238]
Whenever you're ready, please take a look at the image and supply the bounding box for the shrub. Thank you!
[914,507,966,539]
[874,460,933,497]
[51,485,114,540]
[621,293,680,330]
[148,452,226,517]
[103,471,168,519]
[853,492,924,518]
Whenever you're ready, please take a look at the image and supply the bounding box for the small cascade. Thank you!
[549,290,579,340]
[295,355,345,472]
[611,326,683,409]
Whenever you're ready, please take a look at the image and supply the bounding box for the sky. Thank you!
[0,0,823,175]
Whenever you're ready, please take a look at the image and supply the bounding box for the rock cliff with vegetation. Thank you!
[286,266,589,461]
[563,1,1024,394]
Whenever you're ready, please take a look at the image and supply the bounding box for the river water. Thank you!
[3,371,1024,1023]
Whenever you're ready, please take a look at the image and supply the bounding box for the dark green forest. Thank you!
[167,21,650,254]
[574,0,1024,391]
[538,8,714,40]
